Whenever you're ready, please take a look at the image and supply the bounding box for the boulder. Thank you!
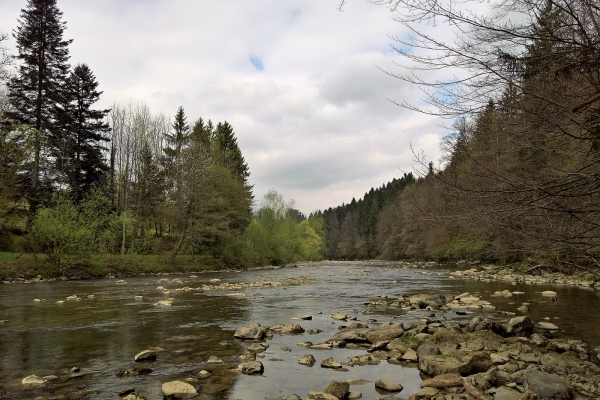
[347,392,362,400]
[418,294,446,309]
[375,378,403,392]
[197,370,212,379]
[402,349,419,361]
[505,316,535,336]
[241,361,264,375]
[417,344,441,359]
[207,355,223,363]
[493,387,522,400]
[298,354,316,366]
[469,316,506,336]
[321,357,343,369]
[540,352,600,376]
[347,322,369,329]
[332,330,369,343]
[22,375,47,386]
[332,312,351,321]
[542,291,557,297]
[307,328,323,334]
[161,381,197,399]
[247,343,267,353]
[324,380,349,399]
[536,321,559,331]
[419,351,492,377]
[306,392,338,400]
[134,350,156,362]
[234,322,268,340]
[525,370,572,400]
[270,324,305,334]
[365,323,404,343]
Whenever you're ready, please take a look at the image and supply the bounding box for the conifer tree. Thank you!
[163,106,190,169]
[214,121,250,184]
[52,63,110,202]
[8,0,72,213]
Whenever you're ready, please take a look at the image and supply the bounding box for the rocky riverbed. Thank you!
[3,261,600,400]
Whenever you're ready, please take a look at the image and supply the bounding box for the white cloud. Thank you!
[0,0,449,213]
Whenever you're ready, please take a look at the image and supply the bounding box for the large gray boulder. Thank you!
[524,370,572,400]
[234,322,268,340]
[332,330,369,343]
[374,378,403,392]
[493,386,521,400]
[505,316,535,336]
[417,344,441,359]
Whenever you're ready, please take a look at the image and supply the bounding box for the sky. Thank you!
[0,0,448,214]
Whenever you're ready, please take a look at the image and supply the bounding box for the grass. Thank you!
[0,251,233,280]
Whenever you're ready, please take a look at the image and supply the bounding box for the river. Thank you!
[1,261,599,399]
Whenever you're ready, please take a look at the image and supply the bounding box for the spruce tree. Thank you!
[52,63,110,202]
[8,0,71,213]
[163,106,190,169]
[214,121,250,184]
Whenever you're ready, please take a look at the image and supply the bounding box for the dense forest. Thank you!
[326,0,600,270]
[0,0,326,272]
[1,0,599,274]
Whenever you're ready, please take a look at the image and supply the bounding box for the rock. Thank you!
[506,316,535,336]
[234,322,268,340]
[536,321,559,331]
[324,380,349,399]
[402,349,418,361]
[306,391,338,400]
[374,378,403,392]
[241,361,264,375]
[344,378,371,385]
[302,316,313,320]
[347,322,369,329]
[134,350,157,362]
[419,351,492,377]
[418,294,446,309]
[161,381,197,398]
[524,370,572,400]
[153,300,172,306]
[22,375,47,386]
[469,316,506,336]
[311,343,334,350]
[239,353,256,361]
[270,324,305,334]
[321,357,343,369]
[347,392,362,400]
[542,290,557,297]
[417,344,441,359]
[540,352,600,375]
[365,323,404,343]
[298,342,313,348]
[308,328,322,334]
[197,370,212,378]
[332,330,369,343]
[70,366,80,373]
[115,367,153,377]
[493,386,522,400]
[332,312,351,320]
[299,354,316,366]
[275,396,301,400]
[517,305,530,313]
[207,355,223,363]
[247,343,267,353]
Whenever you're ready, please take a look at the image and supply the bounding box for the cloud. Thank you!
[0,0,449,214]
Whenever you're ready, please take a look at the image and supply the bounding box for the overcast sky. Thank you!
[0,0,447,214]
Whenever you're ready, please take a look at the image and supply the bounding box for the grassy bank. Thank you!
[0,252,233,280]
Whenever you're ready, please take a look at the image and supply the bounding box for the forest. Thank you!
[0,0,326,275]
[1,0,599,276]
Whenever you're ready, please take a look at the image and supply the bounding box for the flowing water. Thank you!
[1,261,600,399]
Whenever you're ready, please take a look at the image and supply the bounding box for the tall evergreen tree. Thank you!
[163,106,190,169]
[52,63,110,202]
[8,0,71,213]
[214,121,250,184]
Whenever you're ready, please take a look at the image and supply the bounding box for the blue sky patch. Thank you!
[250,57,264,71]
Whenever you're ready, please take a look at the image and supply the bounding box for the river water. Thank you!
[1,261,599,399]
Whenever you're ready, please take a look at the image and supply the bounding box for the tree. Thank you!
[163,106,190,171]
[52,63,110,202]
[8,0,72,213]
[0,31,10,83]
[214,121,250,184]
